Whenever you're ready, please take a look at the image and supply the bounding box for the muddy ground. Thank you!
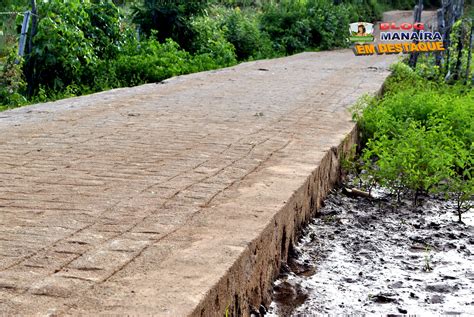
[268,185,473,316]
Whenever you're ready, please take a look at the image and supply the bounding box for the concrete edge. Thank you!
[191,124,359,316]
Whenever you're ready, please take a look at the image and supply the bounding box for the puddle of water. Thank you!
[267,187,473,316]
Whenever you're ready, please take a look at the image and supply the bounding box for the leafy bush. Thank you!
[363,121,465,202]
[308,0,352,49]
[260,0,312,54]
[260,0,362,54]
[189,14,237,65]
[84,2,126,60]
[113,38,195,86]
[112,36,234,87]
[446,18,473,82]
[358,64,473,146]
[26,0,127,95]
[345,0,385,22]
[353,63,473,220]
[220,8,273,60]
[0,50,27,109]
[132,0,210,52]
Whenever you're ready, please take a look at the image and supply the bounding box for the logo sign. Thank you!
[349,22,374,43]
[352,22,445,56]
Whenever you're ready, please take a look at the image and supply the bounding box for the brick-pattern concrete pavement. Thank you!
[0,49,397,315]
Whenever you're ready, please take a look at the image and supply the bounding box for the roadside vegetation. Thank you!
[349,13,473,222]
[350,63,472,221]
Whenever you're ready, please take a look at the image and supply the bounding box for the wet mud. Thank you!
[268,186,473,316]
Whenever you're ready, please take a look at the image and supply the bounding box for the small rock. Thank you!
[371,293,397,303]
[409,292,419,299]
[426,283,459,294]
[441,274,457,280]
[409,235,425,243]
[390,281,403,289]
[429,294,445,304]
[279,263,290,274]
[398,307,408,314]
[342,277,357,283]
[444,242,457,250]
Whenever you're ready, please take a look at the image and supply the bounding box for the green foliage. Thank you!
[353,63,473,219]
[189,14,237,65]
[360,64,473,146]
[220,8,273,60]
[0,12,22,58]
[446,18,473,82]
[443,165,473,223]
[259,0,378,54]
[260,0,312,54]
[344,0,385,23]
[132,0,210,52]
[0,49,27,109]
[27,0,128,95]
[364,122,462,200]
[412,17,473,84]
[85,2,126,60]
[112,36,232,87]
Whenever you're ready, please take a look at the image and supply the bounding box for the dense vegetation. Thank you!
[347,5,473,222]
[350,61,473,222]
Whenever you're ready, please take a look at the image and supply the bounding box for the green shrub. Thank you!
[307,0,352,49]
[189,14,237,65]
[260,0,311,54]
[112,36,233,87]
[446,18,473,82]
[221,8,273,60]
[345,0,384,22]
[132,0,210,52]
[359,64,473,146]
[363,121,465,202]
[26,0,129,95]
[260,0,360,54]
[354,62,473,218]
[0,50,27,109]
[113,38,193,86]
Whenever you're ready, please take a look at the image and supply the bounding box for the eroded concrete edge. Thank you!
[191,125,359,316]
